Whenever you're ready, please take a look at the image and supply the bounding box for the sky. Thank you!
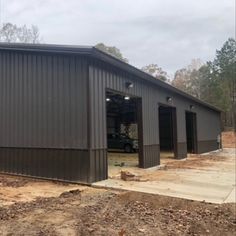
[0,0,235,76]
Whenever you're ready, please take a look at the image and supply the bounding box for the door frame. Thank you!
[185,111,198,153]
[158,103,178,158]
[105,89,144,168]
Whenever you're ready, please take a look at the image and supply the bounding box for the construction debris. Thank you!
[120,171,148,182]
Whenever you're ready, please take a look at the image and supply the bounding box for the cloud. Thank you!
[1,0,234,74]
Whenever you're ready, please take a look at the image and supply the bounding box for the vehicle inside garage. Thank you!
[106,91,141,175]
[158,105,177,162]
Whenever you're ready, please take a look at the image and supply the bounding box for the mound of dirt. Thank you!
[0,189,235,236]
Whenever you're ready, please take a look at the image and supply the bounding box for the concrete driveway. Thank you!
[93,148,235,204]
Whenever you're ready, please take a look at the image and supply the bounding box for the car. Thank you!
[107,133,138,153]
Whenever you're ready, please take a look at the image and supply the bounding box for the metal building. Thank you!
[0,43,221,183]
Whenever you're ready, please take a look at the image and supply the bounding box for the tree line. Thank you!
[172,38,235,130]
[0,23,235,129]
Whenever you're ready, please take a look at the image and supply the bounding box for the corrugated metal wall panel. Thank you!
[89,149,107,182]
[0,148,90,182]
[197,140,218,153]
[0,51,88,149]
[143,145,160,168]
[0,50,92,183]
[88,64,107,149]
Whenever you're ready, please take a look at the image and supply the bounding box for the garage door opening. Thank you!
[185,112,197,153]
[106,90,143,177]
[158,105,177,162]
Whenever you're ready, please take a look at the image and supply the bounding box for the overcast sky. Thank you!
[1,0,235,75]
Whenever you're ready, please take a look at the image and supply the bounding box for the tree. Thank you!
[197,63,228,108]
[186,58,203,71]
[95,43,128,63]
[213,38,236,129]
[172,38,236,129]
[172,59,204,97]
[0,23,41,43]
[141,64,168,81]
[172,68,191,93]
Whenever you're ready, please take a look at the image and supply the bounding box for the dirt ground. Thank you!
[0,175,87,206]
[0,184,235,236]
[108,151,175,178]
[222,131,236,148]
[0,150,235,235]
[0,132,235,235]
[108,149,234,182]
[109,152,231,182]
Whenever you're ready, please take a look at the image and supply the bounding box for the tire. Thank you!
[124,144,132,153]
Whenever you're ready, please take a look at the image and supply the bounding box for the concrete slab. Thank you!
[224,187,236,203]
[93,148,236,204]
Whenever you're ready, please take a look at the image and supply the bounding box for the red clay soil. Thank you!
[222,131,236,148]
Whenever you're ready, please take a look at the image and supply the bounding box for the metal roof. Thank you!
[0,42,221,113]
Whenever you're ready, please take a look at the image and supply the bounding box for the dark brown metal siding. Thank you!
[0,51,88,148]
[142,145,160,168]
[0,148,90,182]
[89,149,107,182]
[0,50,91,183]
[197,140,218,153]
